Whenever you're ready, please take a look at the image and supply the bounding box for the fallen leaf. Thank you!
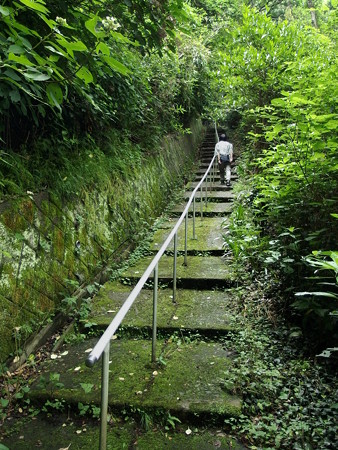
[152,371,158,376]
[185,428,192,435]
[84,348,92,353]
[50,354,58,360]
[76,430,82,434]
[61,351,69,356]
[74,367,81,372]
[173,316,178,320]
[112,335,118,340]
[119,377,125,381]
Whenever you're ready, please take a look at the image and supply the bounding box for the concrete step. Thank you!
[194,168,237,176]
[169,201,233,216]
[90,282,239,333]
[182,191,234,202]
[29,338,242,422]
[2,414,245,450]
[120,255,235,289]
[187,181,236,191]
[150,217,228,252]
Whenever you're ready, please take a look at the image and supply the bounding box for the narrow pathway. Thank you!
[3,129,246,449]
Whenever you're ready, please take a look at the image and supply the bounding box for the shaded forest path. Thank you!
[3,130,247,449]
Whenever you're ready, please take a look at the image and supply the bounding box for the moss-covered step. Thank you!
[169,202,233,216]
[183,191,234,201]
[28,338,241,421]
[187,181,237,191]
[90,281,238,333]
[194,168,237,176]
[120,255,235,288]
[150,217,228,252]
[1,414,246,450]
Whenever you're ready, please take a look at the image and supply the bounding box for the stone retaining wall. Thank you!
[0,118,204,361]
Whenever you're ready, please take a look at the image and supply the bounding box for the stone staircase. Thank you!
[4,129,245,449]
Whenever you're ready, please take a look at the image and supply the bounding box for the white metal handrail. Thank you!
[86,148,217,450]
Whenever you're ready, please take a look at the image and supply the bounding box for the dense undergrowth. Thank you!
[222,283,338,450]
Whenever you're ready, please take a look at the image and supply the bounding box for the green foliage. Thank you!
[223,311,338,450]
[210,5,337,346]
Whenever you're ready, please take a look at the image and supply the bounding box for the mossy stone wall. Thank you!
[0,119,204,361]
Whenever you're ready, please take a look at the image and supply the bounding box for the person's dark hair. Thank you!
[220,133,227,141]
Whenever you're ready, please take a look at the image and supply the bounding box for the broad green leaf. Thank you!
[67,41,88,52]
[295,292,338,299]
[46,83,63,109]
[111,31,137,46]
[271,98,286,107]
[75,66,93,84]
[0,443,10,450]
[19,0,49,14]
[45,44,71,60]
[4,68,21,82]
[80,383,94,394]
[39,14,56,30]
[309,114,336,123]
[96,42,110,56]
[85,16,105,38]
[288,94,312,105]
[8,53,34,67]
[101,55,130,75]
[6,19,40,37]
[8,45,25,54]
[24,69,50,81]
[310,152,325,161]
[0,6,12,16]
[33,54,48,66]
[9,89,21,102]
[325,120,338,130]
[56,37,87,56]
[273,123,284,133]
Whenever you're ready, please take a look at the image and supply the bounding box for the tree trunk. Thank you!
[307,0,318,28]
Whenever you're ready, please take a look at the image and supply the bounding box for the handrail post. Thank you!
[99,342,110,450]
[173,232,178,303]
[184,213,188,266]
[192,197,196,240]
[152,263,158,363]
[200,184,203,220]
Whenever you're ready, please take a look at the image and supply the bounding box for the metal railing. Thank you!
[86,136,217,450]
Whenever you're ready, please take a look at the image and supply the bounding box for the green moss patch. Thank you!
[121,256,236,285]
[28,338,241,420]
[183,191,234,201]
[91,283,238,333]
[137,428,246,449]
[1,413,133,450]
[0,414,246,450]
[150,217,228,252]
[170,202,233,216]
